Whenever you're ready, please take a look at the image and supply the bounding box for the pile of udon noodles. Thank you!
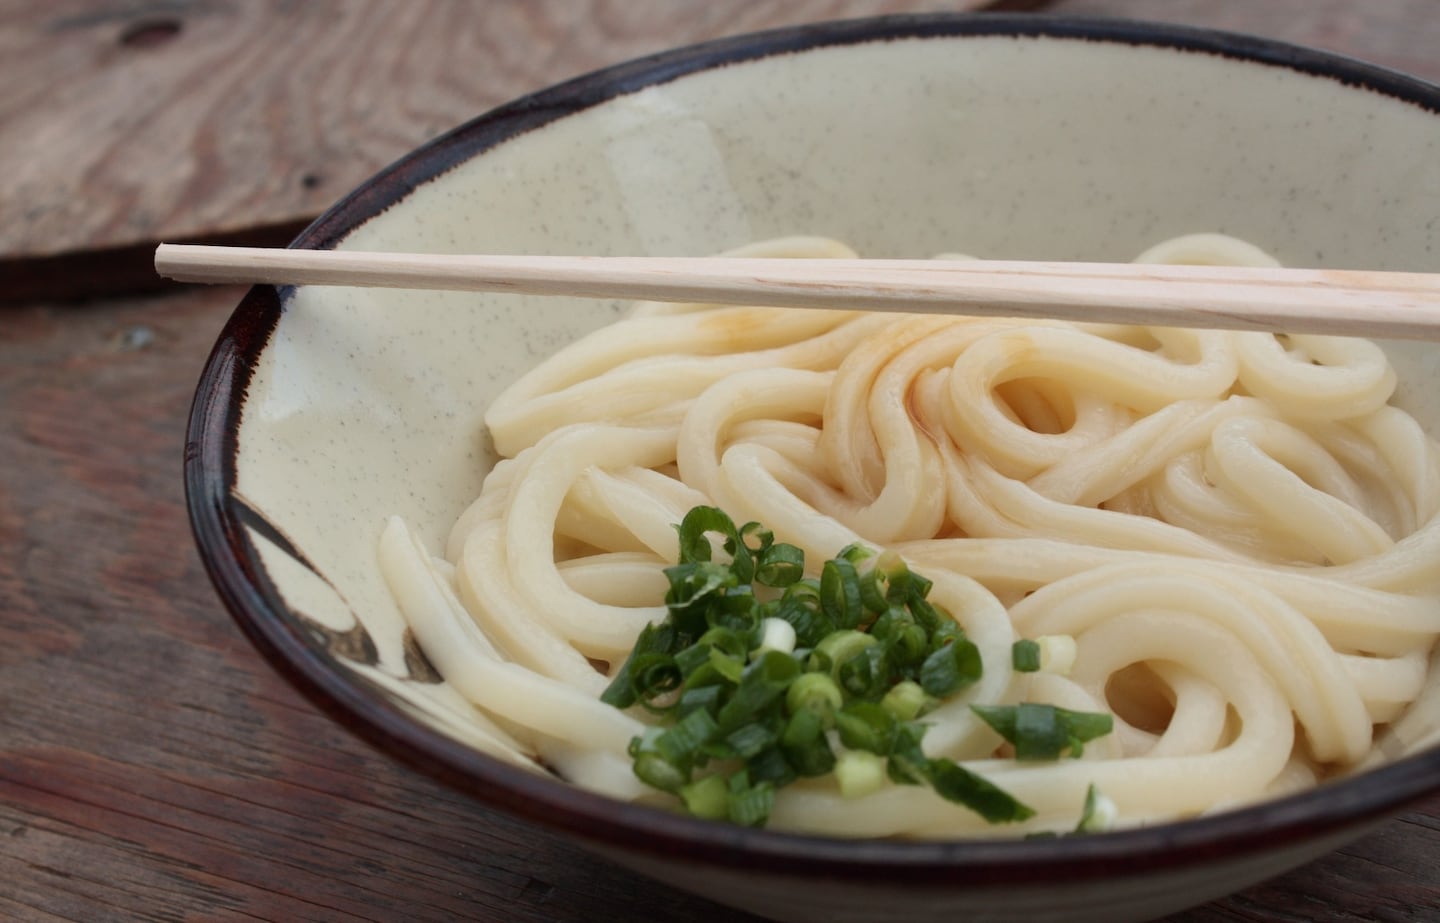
[380,234,1440,838]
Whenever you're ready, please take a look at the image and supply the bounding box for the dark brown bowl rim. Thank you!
[185,12,1440,885]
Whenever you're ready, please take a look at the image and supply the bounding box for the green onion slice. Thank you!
[820,558,865,629]
[1012,638,1042,672]
[756,541,805,587]
[971,703,1114,760]
[716,650,800,731]
[919,637,983,698]
[925,759,1036,823]
[834,701,897,755]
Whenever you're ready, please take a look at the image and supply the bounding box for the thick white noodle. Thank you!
[381,235,1440,838]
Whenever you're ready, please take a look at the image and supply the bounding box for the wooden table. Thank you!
[3,2,1439,920]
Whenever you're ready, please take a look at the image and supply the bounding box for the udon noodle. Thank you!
[380,234,1440,837]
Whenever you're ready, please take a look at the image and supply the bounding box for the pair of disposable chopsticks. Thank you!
[153,243,1440,340]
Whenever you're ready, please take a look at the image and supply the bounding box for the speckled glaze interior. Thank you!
[187,15,1440,923]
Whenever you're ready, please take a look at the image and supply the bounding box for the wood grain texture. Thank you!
[0,0,995,261]
[2,2,1440,921]
[4,0,1436,301]
[2,0,1034,301]
[2,0,1436,267]
[1052,0,1440,86]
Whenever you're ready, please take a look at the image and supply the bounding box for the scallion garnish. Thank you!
[1012,638,1042,672]
[820,557,865,629]
[880,679,931,722]
[919,635,983,698]
[835,748,888,798]
[786,671,843,717]
[1075,782,1118,833]
[1023,783,1118,838]
[970,703,1115,760]
[725,772,775,827]
[679,773,728,820]
[603,505,1110,828]
[835,701,898,755]
[780,707,836,776]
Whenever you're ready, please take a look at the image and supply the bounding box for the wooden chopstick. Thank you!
[154,243,1440,340]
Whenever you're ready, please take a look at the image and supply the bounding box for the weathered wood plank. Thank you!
[0,2,998,278]
[1054,0,1440,85]
[5,0,1434,301]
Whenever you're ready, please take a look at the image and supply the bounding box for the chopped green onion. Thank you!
[924,759,1036,823]
[872,607,928,667]
[858,565,891,613]
[781,708,836,776]
[604,505,1109,829]
[754,617,797,657]
[1061,710,1115,758]
[625,652,683,713]
[756,542,805,587]
[672,642,712,678]
[708,585,760,635]
[1012,638,1042,672]
[674,505,755,583]
[654,707,719,765]
[634,751,688,793]
[820,558,865,629]
[834,701,897,755]
[783,577,822,604]
[1076,783,1118,833]
[724,719,778,759]
[786,671,843,718]
[971,703,1114,760]
[919,637,983,698]
[677,683,723,718]
[835,749,888,798]
[600,622,676,708]
[860,550,910,611]
[906,593,942,633]
[901,568,933,604]
[771,592,832,649]
[881,680,931,722]
[716,650,800,731]
[745,747,796,788]
[674,509,717,563]
[813,629,877,678]
[885,720,931,786]
[707,646,746,684]
[928,615,963,648]
[697,625,749,659]
[726,776,775,827]
[836,642,891,699]
[1015,700,1067,760]
[679,774,728,820]
[738,521,774,555]
[677,661,727,692]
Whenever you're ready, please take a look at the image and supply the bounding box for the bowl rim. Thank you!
[186,11,1440,882]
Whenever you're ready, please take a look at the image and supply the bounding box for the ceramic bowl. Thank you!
[186,14,1440,923]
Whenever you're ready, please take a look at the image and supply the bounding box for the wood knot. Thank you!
[119,18,182,49]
